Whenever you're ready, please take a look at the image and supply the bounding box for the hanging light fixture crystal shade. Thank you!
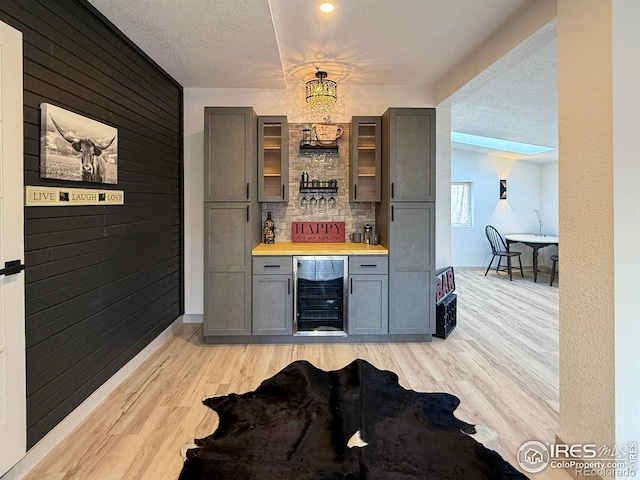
[305,69,337,114]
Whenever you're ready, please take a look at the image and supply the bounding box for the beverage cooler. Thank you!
[293,256,348,336]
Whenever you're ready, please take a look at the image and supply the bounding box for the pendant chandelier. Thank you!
[305,68,337,114]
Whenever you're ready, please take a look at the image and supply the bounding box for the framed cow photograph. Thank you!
[40,103,118,184]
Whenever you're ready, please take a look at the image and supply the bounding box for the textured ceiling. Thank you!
[451,21,557,161]
[88,0,557,161]
[268,0,529,87]
[452,41,557,146]
[91,0,285,88]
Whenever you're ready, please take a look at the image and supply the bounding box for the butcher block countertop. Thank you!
[252,242,388,256]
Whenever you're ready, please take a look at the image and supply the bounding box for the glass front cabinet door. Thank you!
[350,116,381,202]
[258,116,289,202]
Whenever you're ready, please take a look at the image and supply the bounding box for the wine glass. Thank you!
[309,195,317,216]
[300,195,309,214]
[319,194,327,214]
[328,195,336,213]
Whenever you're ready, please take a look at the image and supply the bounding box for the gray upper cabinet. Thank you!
[258,116,289,202]
[204,107,257,202]
[382,108,436,202]
[350,116,381,202]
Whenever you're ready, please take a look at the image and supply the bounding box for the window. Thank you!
[451,182,473,227]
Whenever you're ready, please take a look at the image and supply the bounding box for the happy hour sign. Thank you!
[292,222,345,243]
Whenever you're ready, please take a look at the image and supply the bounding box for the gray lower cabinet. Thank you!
[250,255,390,337]
[348,256,388,335]
[348,275,388,335]
[252,275,293,335]
[376,202,435,334]
[388,271,432,333]
[252,256,293,335]
[206,271,250,334]
[204,203,260,336]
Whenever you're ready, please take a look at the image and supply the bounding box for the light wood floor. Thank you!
[24,268,570,480]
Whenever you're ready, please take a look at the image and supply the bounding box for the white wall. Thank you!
[450,147,558,268]
[613,0,640,457]
[183,86,450,319]
[435,107,452,270]
[541,162,559,235]
[558,0,615,460]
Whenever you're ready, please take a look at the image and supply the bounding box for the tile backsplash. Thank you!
[261,123,376,242]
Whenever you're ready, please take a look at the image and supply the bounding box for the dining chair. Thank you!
[484,225,524,281]
[550,254,559,286]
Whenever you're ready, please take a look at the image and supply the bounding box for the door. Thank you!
[0,21,26,475]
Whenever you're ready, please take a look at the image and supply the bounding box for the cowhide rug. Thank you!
[178,359,528,479]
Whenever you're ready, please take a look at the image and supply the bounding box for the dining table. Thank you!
[504,234,559,283]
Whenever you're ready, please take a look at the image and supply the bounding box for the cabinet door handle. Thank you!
[354,184,357,199]
[391,182,395,199]
[288,278,291,295]
[350,278,353,295]
[246,182,250,200]
[391,205,394,221]
[264,265,281,268]
[282,184,285,199]
[246,205,249,222]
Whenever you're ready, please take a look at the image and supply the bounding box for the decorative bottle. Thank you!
[363,224,372,244]
[263,211,276,244]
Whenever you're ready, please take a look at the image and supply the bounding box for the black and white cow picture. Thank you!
[50,115,116,183]
[40,103,118,184]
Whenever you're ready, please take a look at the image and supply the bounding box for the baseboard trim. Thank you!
[182,313,203,324]
[1,316,183,480]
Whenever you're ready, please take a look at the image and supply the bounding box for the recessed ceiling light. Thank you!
[320,3,335,13]
[451,132,554,155]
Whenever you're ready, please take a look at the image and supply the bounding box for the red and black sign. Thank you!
[292,222,345,243]
[435,267,455,304]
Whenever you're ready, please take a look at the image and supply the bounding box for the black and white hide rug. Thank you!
[178,359,528,479]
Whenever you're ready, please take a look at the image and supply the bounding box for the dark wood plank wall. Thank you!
[0,0,184,447]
